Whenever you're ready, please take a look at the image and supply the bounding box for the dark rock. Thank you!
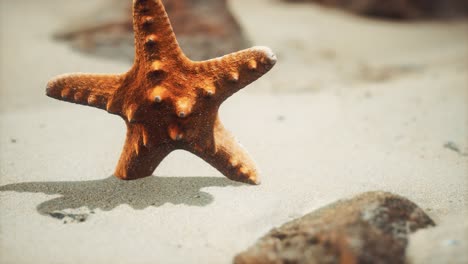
[54,0,249,62]
[283,0,468,19]
[234,192,435,264]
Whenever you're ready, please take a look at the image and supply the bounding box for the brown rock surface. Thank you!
[283,0,468,19]
[54,0,249,61]
[234,192,435,264]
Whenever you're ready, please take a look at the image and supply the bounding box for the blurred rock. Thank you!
[283,0,468,19]
[54,0,249,62]
[234,191,435,264]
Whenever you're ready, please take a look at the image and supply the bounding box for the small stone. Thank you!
[444,141,461,153]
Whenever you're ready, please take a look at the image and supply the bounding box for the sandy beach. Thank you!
[1,0,467,263]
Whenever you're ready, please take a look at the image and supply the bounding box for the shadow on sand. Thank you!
[0,176,242,221]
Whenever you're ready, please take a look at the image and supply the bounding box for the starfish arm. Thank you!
[132,0,185,64]
[198,46,277,100]
[114,123,173,180]
[46,73,124,110]
[189,118,260,185]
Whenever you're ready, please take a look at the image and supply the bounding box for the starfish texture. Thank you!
[46,0,276,184]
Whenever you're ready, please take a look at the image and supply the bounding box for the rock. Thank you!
[282,0,468,19]
[234,192,435,264]
[54,0,249,62]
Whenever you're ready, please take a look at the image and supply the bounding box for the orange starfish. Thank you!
[46,0,276,184]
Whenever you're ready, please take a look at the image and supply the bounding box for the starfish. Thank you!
[46,0,276,184]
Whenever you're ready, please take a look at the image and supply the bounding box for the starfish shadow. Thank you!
[0,176,242,222]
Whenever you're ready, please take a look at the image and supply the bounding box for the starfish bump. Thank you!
[46,0,276,185]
